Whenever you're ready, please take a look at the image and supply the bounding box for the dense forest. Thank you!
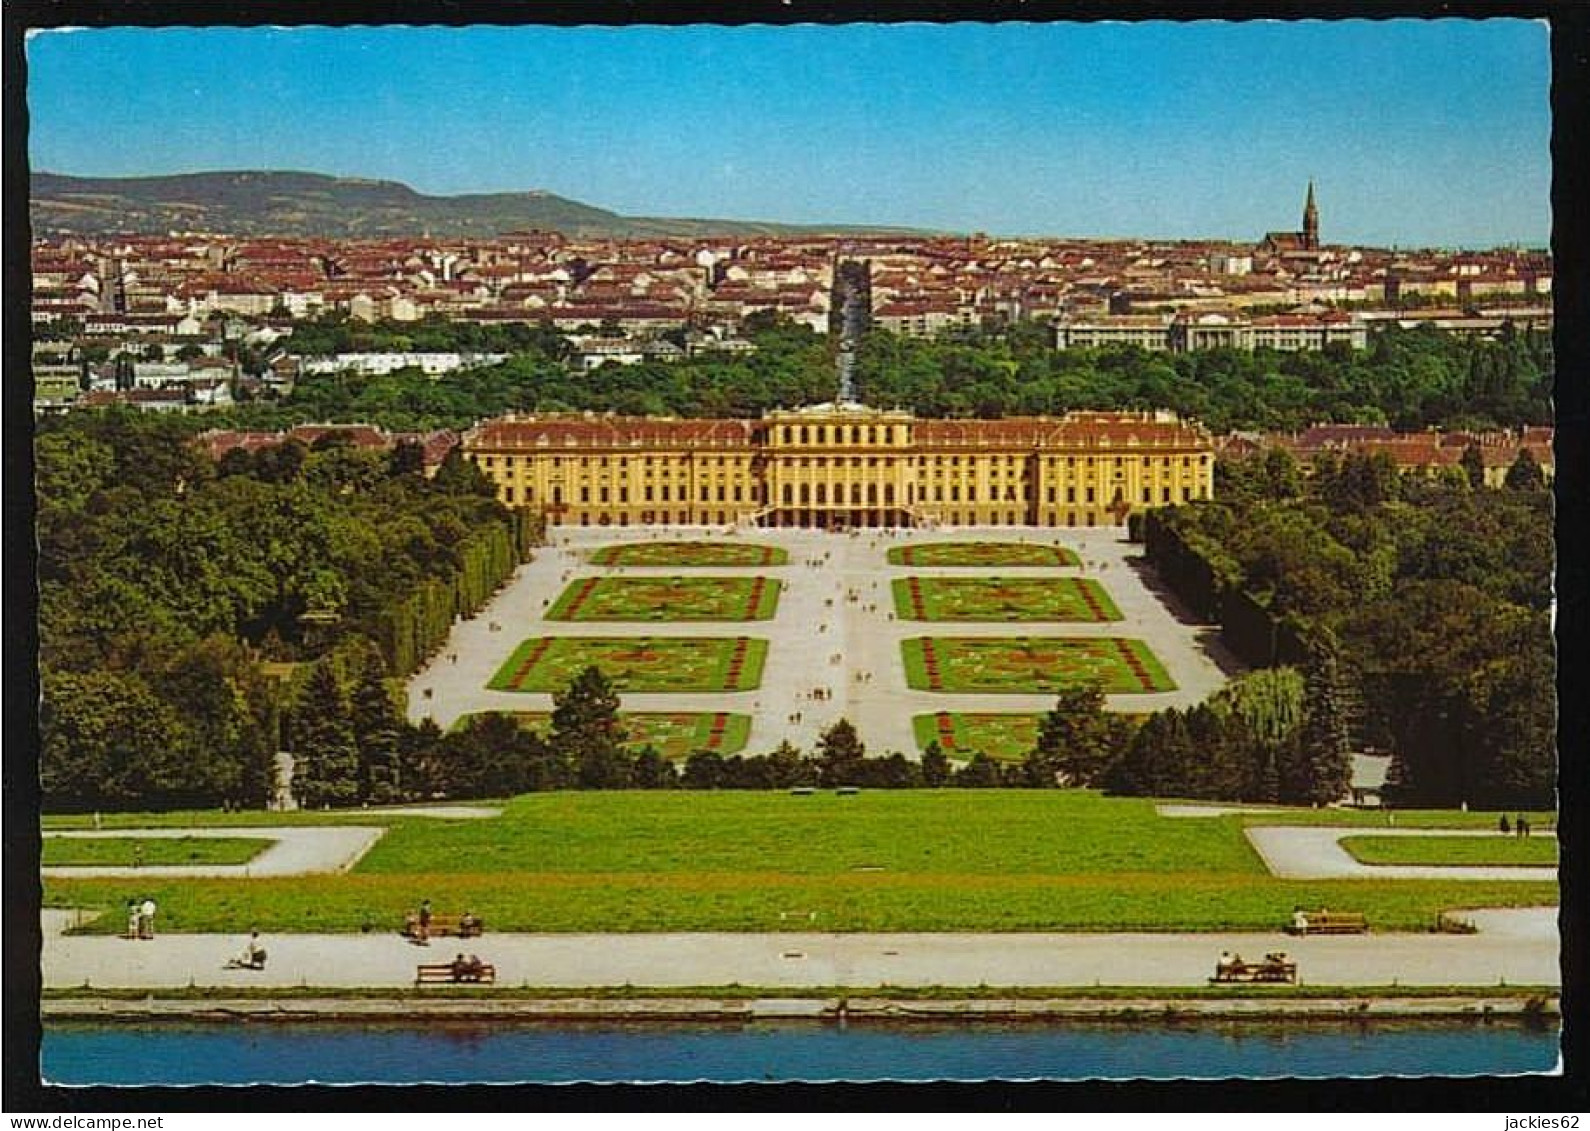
[36,409,538,811]
[211,313,1554,434]
[1133,447,1554,809]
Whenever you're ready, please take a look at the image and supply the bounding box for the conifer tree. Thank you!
[816,718,866,787]
[1298,638,1355,806]
[919,740,952,788]
[292,659,360,809]
[350,643,404,803]
[551,666,626,785]
[1027,682,1116,787]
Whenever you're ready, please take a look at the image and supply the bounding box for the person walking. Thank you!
[139,898,157,940]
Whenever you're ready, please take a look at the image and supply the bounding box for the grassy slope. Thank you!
[42,792,1558,935]
[42,836,273,867]
[1340,836,1559,867]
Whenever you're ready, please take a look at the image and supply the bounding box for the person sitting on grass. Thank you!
[228,931,267,970]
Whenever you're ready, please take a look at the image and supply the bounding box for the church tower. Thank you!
[1302,180,1319,250]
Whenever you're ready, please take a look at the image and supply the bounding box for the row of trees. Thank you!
[210,315,1552,436]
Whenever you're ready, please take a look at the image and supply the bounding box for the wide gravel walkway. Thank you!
[1244,827,1558,882]
[40,909,1559,991]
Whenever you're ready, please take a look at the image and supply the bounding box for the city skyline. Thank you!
[26,21,1551,247]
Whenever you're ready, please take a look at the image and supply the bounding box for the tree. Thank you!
[1460,443,1487,491]
[1026,682,1118,787]
[1297,637,1356,806]
[290,659,361,808]
[550,666,627,788]
[953,753,1003,788]
[682,751,726,790]
[766,740,816,788]
[630,747,678,789]
[815,718,866,787]
[349,642,405,803]
[919,741,952,787]
[1504,447,1545,492]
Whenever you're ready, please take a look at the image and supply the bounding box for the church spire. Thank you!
[1303,180,1320,250]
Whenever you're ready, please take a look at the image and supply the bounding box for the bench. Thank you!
[402,913,484,940]
[1210,957,1297,984]
[415,962,496,985]
[1286,910,1368,936]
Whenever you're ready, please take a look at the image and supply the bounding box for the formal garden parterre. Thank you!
[893,576,1122,622]
[902,636,1176,694]
[547,575,780,621]
[913,712,1041,762]
[453,711,751,758]
[489,636,767,693]
[588,541,789,567]
[887,541,1081,567]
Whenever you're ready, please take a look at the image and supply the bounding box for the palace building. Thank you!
[461,403,1215,530]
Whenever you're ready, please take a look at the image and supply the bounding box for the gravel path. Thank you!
[1244,826,1558,882]
[408,526,1238,756]
[40,910,1559,991]
[41,826,387,879]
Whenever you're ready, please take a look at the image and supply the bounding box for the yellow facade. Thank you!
[463,404,1214,529]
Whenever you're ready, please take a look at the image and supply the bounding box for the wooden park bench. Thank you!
[1210,954,1298,985]
[1285,910,1368,936]
[402,912,484,940]
[415,961,496,986]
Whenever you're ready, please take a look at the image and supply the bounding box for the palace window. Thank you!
[580,486,590,503]
[1086,487,1095,503]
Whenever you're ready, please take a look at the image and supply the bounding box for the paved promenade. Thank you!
[407,525,1239,754]
[1245,826,1558,883]
[41,909,1559,991]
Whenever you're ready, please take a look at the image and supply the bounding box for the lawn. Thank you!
[42,792,1557,935]
[42,836,273,867]
[887,542,1080,567]
[547,576,780,621]
[453,711,751,758]
[913,712,1040,762]
[487,636,768,693]
[902,636,1176,694]
[589,541,789,567]
[1340,836,1559,868]
[893,576,1122,622]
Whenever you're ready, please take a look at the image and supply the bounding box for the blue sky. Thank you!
[26,21,1551,246]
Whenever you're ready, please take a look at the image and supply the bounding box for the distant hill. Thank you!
[30,170,930,239]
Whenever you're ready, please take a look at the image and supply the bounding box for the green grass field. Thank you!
[887,542,1081,567]
[42,792,1557,936]
[42,836,273,867]
[547,576,780,621]
[589,541,789,567]
[1340,836,1559,867]
[453,711,751,758]
[912,712,1041,761]
[893,576,1122,622]
[487,636,768,693]
[902,636,1175,694]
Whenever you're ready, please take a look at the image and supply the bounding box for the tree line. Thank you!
[207,314,1552,436]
